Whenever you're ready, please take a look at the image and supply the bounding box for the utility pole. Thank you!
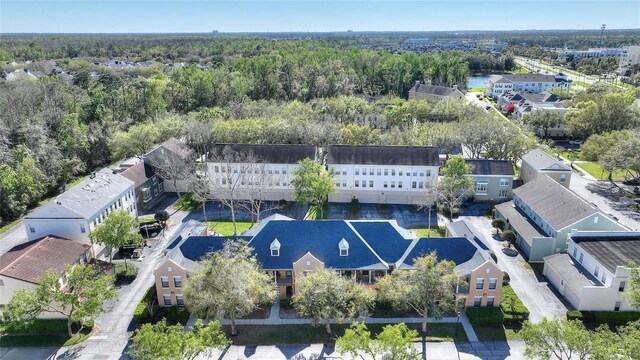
[600,24,606,47]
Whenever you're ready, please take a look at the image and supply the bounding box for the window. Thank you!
[489,278,497,290]
[572,248,577,258]
[369,180,374,188]
[614,301,621,311]
[476,278,484,290]
[342,181,347,187]
[398,181,403,188]
[594,216,599,224]
[342,170,347,175]
[355,169,360,175]
[339,239,349,256]
[282,168,287,175]
[602,273,607,283]
[362,168,367,175]
[426,170,431,177]
[355,180,360,188]
[271,249,279,256]
[476,182,488,194]
[412,181,417,189]
[167,266,172,272]
[498,189,508,198]
[377,168,381,176]
[474,297,482,307]
[500,178,509,186]
[214,166,219,173]
[391,181,395,188]
[560,175,566,183]
[399,170,403,176]
[419,172,425,177]
[163,295,171,306]
[486,296,495,307]
[418,182,424,189]
[384,169,389,176]
[335,181,340,188]
[174,276,182,288]
[161,276,169,288]
[176,295,184,306]
[594,266,599,277]
[391,169,396,176]
[369,169,374,176]
[29,224,35,233]
[384,181,388,188]
[619,281,626,292]
[579,252,584,263]
[80,224,86,233]
[340,249,348,256]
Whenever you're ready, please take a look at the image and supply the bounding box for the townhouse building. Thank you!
[465,159,515,202]
[486,73,570,99]
[144,138,195,194]
[0,236,91,318]
[495,176,628,262]
[520,149,572,188]
[327,145,440,205]
[544,231,640,311]
[155,216,502,308]
[24,168,137,259]
[207,144,319,202]
[119,159,165,212]
[408,82,464,100]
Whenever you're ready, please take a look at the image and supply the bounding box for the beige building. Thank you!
[0,236,91,318]
[465,159,515,202]
[520,149,572,188]
[155,216,501,308]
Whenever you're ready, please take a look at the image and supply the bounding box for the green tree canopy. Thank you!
[292,268,376,334]
[435,154,475,220]
[336,322,420,360]
[89,209,142,263]
[291,158,336,219]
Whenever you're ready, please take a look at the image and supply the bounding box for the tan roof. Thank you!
[0,236,90,283]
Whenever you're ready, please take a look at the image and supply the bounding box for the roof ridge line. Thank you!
[344,220,389,268]
[0,237,47,274]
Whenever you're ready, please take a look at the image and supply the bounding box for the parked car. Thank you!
[633,186,640,195]
[623,177,640,185]
[606,213,619,221]
[569,140,583,145]
[139,222,163,237]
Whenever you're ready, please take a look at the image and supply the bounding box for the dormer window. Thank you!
[339,238,349,257]
[270,238,281,257]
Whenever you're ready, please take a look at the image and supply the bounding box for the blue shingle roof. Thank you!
[166,235,183,250]
[248,221,386,270]
[179,236,253,261]
[402,237,477,267]
[349,221,413,263]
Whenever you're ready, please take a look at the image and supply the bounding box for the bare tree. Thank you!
[146,139,195,204]
[189,174,211,223]
[239,162,282,223]
[183,119,214,159]
[415,183,438,236]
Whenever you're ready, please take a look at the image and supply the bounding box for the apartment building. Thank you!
[206,143,318,202]
[326,145,440,205]
[495,176,627,262]
[520,149,572,188]
[544,231,640,311]
[618,45,640,74]
[24,168,137,259]
[408,82,464,100]
[119,159,165,211]
[155,216,501,307]
[465,159,515,202]
[486,73,570,99]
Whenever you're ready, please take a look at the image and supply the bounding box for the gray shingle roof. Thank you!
[120,162,156,187]
[466,159,515,176]
[409,84,463,98]
[514,176,597,230]
[327,145,439,166]
[544,253,603,295]
[495,74,569,83]
[208,144,317,164]
[26,168,134,220]
[572,232,640,273]
[0,236,90,283]
[521,149,570,171]
[495,201,547,245]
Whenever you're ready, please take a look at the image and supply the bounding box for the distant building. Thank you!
[0,235,91,318]
[145,138,195,194]
[520,149,572,188]
[562,48,623,62]
[465,159,515,202]
[326,145,440,205]
[544,231,640,311]
[486,73,570,99]
[408,82,464,101]
[24,168,136,259]
[619,45,640,73]
[495,176,627,262]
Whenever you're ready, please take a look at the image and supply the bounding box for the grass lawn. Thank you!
[0,319,93,347]
[578,162,627,181]
[473,323,523,341]
[225,323,467,345]
[173,193,202,211]
[409,226,446,238]
[468,87,486,92]
[511,67,529,74]
[208,220,253,235]
[0,334,91,347]
[573,80,590,88]
[0,218,22,236]
[305,204,329,220]
[560,150,583,161]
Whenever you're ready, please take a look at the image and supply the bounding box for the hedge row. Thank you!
[500,285,530,321]
[133,285,191,327]
[567,310,640,325]
[0,319,93,335]
[466,307,504,326]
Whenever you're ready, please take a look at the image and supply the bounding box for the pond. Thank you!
[467,74,495,89]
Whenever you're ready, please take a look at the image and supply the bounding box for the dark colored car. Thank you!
[139,222,163,237]
[623,177,640,185]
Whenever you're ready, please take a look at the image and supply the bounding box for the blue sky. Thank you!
[1,1,638,33]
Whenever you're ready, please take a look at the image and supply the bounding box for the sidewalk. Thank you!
[187,301,479,341]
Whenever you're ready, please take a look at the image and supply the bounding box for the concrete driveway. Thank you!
[460,215,568,323]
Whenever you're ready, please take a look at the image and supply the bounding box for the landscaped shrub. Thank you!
[133,286,157,325]
[0,319,93,335]
[115,262,139,283]
[591,311,640,325]
[500,285,529,321]
[566,310,583,321]
[349,198,360,218]
[162,307,191,325]
[379,203,389,216]
[466,307,504,326]
[502,271,510,285]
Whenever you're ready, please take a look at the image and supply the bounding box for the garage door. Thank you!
[357,194,379,204]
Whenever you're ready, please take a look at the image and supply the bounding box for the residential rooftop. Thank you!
[514,175,597,230]
[120,162,156,187]
[327,145,440,166]
[465,159,515,176]
[409,83,462,97]
[25,168,134,220]
[521,149,569,170]
[208,143,317,164]
[571,231,640,273]
[0,236,90,283]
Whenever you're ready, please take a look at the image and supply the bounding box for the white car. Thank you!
[569,140,583,145]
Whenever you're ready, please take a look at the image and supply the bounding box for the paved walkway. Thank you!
[187,302,479,341]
